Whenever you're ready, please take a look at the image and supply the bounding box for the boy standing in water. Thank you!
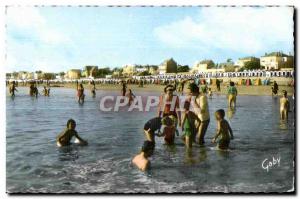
[182,100,200,148]
[56,119,88,147]
[227,82,238,108]
[132,141,154,171]
[212,109,234,150]
[280,90,290,120]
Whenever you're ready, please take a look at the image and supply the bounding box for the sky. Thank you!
[5,6,294,73]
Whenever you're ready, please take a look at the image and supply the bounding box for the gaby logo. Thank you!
[262,156,281,172]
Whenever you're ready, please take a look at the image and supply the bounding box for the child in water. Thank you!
[212,109,234,150]
[126,89,136,106]
[56,119,88,147]
[280,90,290,120]
[227,82,238,108]
[208,87,213,98]
[182,100,200,148]
[43,86,50,96]
[132,141,154,171]
[157,116,177,145]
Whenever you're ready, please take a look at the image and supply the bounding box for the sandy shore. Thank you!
[11,83,293,96]
[8,76,294,96]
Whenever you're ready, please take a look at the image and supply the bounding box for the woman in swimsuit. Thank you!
[157,85,181,127]
[77,82,85,104]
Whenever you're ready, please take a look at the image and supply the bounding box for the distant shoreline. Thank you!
[8,83,294,96]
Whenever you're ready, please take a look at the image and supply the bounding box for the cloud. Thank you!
[6,7,70,45]
[154,7,294,55]
[5,7,73,72]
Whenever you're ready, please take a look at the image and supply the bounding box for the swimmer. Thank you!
[227,82,237,108]
[157,116,177,145]
[56,119,88,147]
[43,86,50,96]
[280,90,290,120]
[77,82,85,104]
[90,81,96,98]
[208,87,212,98]
[212,109,234,150]
[272,81,279,96]
[143,116,163,148]
[9,81,18,97]
[29,83,35,96]
[126,89,136,106]
[33,84,39,98]
[132,141,154,171]
[182,100,200,148]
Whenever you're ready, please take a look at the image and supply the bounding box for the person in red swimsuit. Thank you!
[157,85,181,127]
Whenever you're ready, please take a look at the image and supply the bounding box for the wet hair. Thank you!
[141,141,154,154]
[67,119,76,127]
[164,85,175,93]
[230,82,235,86]
[215,109,225,119]
[161,116,174,126]
[188,83,199,94]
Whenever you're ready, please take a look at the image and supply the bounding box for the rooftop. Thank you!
[262,52,290,57]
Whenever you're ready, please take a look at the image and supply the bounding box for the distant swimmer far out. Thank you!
[56,119,88,147]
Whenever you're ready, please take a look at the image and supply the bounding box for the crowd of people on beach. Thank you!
[7,74,292,172]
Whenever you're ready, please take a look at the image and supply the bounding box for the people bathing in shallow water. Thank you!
[43,86,50,96]
[157,84,181,127]
[29,83,35,96]
[272,81,279,96]
[208,87,212,98]
[33,84,39,98]
[227,81,238,108]
[132,141,154,171]
[181,100,200,148]
[126,89,136,106]
[9,81,18,97]
[121,81,127,96]
[188,83,210,145]
[157,115,177,145]
[212,109,234,150]
[280,90,290,121]
[90,80,96,98]
[56,119,88,147]
[77,82,85,104]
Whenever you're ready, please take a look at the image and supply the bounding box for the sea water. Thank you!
[6,87,294,193]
